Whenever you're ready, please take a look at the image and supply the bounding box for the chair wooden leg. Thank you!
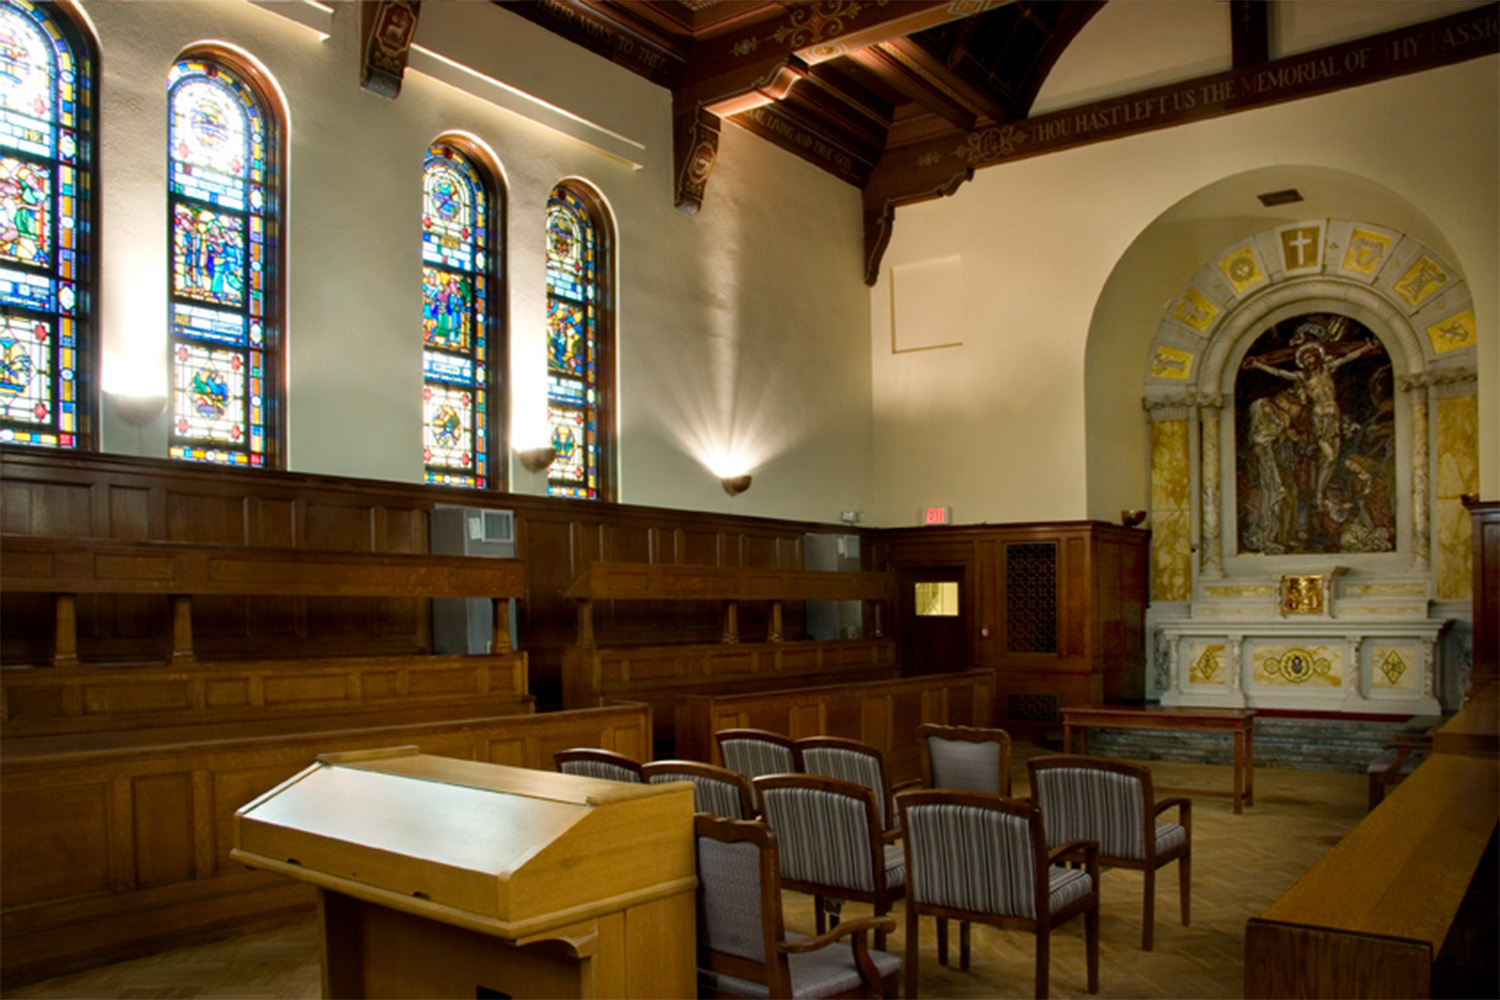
[1142,868,1156,951]
[875,902,888,953]
[1180,854,1191,927]
[1085,903,1099,994]
[815,894,828,935]
[936,917,948,967]
[1035,926,1050,1000]
[906,903,920,999]
[959,921,970,971]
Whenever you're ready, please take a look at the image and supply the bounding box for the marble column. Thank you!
[1200,403,1222,575]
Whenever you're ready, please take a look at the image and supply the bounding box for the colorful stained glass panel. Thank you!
[0,154,50,265]
[422,266,472,352]
[423,381,474,468]
[168,74,251,210]
[0,3,55,155]
[0,313,50,423]
[546,192,594,303]
[172,341,246,444]
[172,202,246,306]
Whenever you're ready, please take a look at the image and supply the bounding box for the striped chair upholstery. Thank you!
[797,737,901,838]
[917,723,1013,797]
[898,789,1100,1000]
[695,814,901,998]
[754,774,905,950]
[717,729,799,782]
[553,747,643,783]
[643,760,756,819]
[1027,755,1192,951]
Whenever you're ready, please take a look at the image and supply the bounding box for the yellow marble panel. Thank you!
[1150,420,1190,509]
[1172,288,1219,333]
[1393,255,1449,307]
[1342,228,1393,276]
[1437,498,1473,600]
[1151,345,1194,380]
[1350,583,1426,597]
[1252,644,1341,688]
[1218,246,1265,295]
[1427,308,1476,354]
[1370,644,1419,691]
[1204,585,1276,597]
[1188,644,1226,685]
[1436,394,1479,499]
[1152,511,1192,602]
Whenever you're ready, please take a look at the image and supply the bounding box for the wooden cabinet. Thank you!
[1468,499,1499,692]
[875,521,1149,731]
[234,748,696,998]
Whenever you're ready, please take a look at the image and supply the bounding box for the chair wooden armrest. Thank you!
[892,778,923,795]
[1154,795,1191,823]
[1048,837,1099,875]
[780,916,897,998]
[778,916,897,955]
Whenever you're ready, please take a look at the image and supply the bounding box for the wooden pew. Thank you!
[1,535,532,738]
[0,702,654,987]
[561,561,899,751]
[675,668,995,785]
[1244,683,1499,998]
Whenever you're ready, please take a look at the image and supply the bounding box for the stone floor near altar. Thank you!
[3,745,1372,1000]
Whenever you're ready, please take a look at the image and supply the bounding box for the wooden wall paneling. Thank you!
[249,495,297,548]
[166,491,248,545]
[107,487,151,541]
[1469,500,1499,687]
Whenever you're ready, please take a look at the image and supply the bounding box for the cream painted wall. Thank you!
[871,56,1497,528]
[84,1,872,523]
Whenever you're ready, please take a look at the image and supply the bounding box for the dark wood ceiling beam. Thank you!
[877,36,1011,122]
[1231,0,1271,69]
[845,46,976,131]
[493,0,687,87]
[861,3,1499,284]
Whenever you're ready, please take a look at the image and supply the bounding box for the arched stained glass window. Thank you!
[546,182,611,500]
[0,0,94,450]
[422,140,500,487]
[166,53,281,467]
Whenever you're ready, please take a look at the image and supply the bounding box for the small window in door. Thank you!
[914,581,959,616]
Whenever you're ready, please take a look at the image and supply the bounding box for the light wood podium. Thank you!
[233,748,697,999]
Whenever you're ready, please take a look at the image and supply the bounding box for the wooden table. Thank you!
[1061,706,1255,814]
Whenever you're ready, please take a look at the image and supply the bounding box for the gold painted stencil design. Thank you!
[1151,346,1194,380]
[1254,644,1340,687]
[1173,288,1219,333]
[1342,229,1393,276]
[1372,646,1416,690]
[1190,644,1226,685]
[1218,246,1265,295]
[1427,309,1476,354]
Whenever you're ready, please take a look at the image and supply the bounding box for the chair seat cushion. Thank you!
[1155,821,1188,856]
[1047,865,1094,912]
[701,936,902,998]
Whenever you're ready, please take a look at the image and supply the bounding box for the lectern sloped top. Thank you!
[232,747,696,941]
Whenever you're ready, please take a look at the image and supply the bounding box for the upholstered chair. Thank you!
[552,747,644,783]
[897,789,1100,1000]
[643,759,757,819]
[913,723,1015,968]
[916,723,1013,797]
[695,813,901,998]
[753,773,905,950]
[796,736,912,844]
[716,728,800,782]
[1027,755,1191,950]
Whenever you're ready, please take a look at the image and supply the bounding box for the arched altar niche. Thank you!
[1142,219,1478,716]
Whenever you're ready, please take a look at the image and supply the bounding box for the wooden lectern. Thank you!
[233,747,697,998]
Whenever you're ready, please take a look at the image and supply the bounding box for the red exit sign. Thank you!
[923,506,951,525]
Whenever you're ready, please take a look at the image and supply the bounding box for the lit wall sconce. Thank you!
[109,391,168,426]
[720,474,752,497]
[518,446,556,473]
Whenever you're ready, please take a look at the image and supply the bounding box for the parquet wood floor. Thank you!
[3,749,1369,1000]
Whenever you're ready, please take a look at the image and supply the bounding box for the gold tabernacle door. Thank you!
[232,747,697,999]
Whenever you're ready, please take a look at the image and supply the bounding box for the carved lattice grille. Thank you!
[1005,543,1057,654]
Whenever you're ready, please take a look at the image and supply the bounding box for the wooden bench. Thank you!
[0,701,654,987]
[561,561,899,751]
[1244,684,1499,998]
[675,669,995,785]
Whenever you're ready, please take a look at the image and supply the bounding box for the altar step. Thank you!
[1053,712,1445,773]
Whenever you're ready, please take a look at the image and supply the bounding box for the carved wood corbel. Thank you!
[361,0,421,99]
[673,103,720,215]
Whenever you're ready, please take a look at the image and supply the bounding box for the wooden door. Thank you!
[897,566,969,675]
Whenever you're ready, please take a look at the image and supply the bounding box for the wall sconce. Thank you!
[109,392,168,426]
[518,446,556,473]
[720,474,752,497]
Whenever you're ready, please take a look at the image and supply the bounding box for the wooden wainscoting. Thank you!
[675,669,995,785]
[0,703,652,987]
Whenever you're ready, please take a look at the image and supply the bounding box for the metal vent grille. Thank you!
[1005,542,1057,653]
